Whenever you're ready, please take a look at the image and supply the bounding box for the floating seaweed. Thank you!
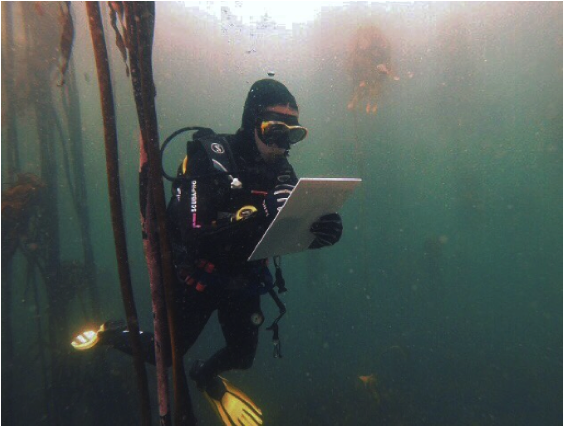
[57,1,74,86]
[358,373,386,406]
[347,25,397,115]
[108,1,130,77]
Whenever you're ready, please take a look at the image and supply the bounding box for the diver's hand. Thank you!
[262,184,295,218]
[309,213,343,249]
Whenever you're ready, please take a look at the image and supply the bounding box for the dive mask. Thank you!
[257,113,308,148]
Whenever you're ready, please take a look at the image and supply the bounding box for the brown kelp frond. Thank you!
[1,173,46,220]
[2,173,46,264]
[108,1,130,77]
[86,3,151,423]
[57,1,74,86]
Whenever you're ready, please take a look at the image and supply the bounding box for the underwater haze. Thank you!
[1,1,562,425]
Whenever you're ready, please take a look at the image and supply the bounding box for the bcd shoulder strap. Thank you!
[186,129,239,178]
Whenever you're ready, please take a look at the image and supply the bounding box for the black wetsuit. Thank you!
[111,130,298,384]
[165,131,298,383]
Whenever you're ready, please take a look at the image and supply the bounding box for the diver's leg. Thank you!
[188,291,266,426]
[174,284,217,354]
[217,293,262,370]
[190,292,262,388]
[97,322,159,365]
[95,284,215,365]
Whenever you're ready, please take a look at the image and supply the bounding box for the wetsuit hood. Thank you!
[235,79,299,162]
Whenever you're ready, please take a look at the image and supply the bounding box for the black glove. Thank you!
[309,213,343,249]
[262,184,295,218]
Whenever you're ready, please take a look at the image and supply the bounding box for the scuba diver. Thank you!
[72,79,343,425]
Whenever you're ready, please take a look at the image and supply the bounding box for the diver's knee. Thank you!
[236,358,254,370]
[233,350,255,370]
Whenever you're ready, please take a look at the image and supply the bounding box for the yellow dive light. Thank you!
[71,322,110,350]
[71,329,99,350]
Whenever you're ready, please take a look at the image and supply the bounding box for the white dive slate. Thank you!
[248,178,362,261]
